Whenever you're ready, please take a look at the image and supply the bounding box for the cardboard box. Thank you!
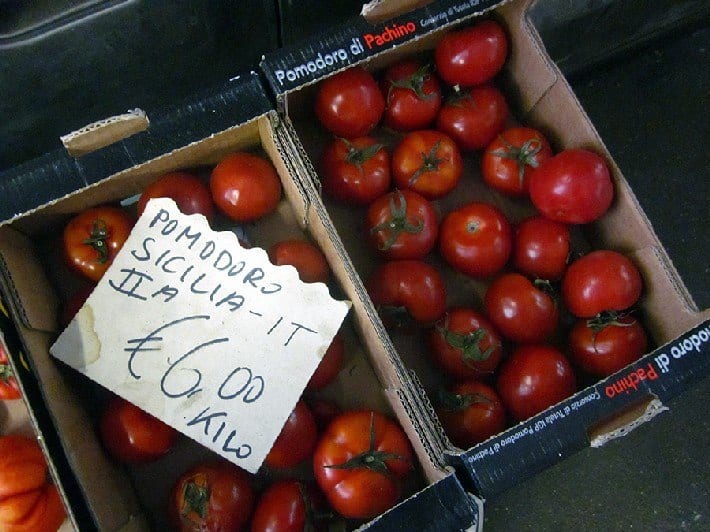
[259,0,710,500]
[0,71,483,530]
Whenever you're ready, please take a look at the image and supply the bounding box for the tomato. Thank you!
[529,148,614,224]
[305,398,341,432]
[313,410,413,520]
[426,307,503,379]
[569,314,648,377]
[268,239,331,284]
[512,216,570,280]
[496,344,576,422]
[320,136,391,205]
[98,395,178,464]
[391,130,462,200]
[306,332,345,391]
[434,20,508,87]
[481,127,553,195]
[562,250,643,318]
[264,400,318,469]
[366,260,447,327]
[0,342,21,400]
[170,460,254,532]
[484,273,559,344]
[250,479,327,532]
[380,59,442,131]
[366,189,438,260]
[210,152,282,222]
[436,380,506,448]
[436,85,509,152]
[137,172,215,221]
[314,67,385,138]
[0,435,66,532]
[63,205,135,282]
[439,202,512,278]
[59,284,95,329]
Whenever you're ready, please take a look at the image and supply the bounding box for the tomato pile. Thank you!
[309,18,649,449]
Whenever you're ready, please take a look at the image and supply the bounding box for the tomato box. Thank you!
[0,71,488,530]
[259,0,710,501]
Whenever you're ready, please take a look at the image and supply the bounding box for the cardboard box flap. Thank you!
[361,0,435,22]
[0,71,272,227]
[61,109,150,158]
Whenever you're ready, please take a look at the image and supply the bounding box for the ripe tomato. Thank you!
[210,152,282,222]
[434,19,508,87]
[436,85,509,152]
[306,332,345,391]
[98,395,178,464]
[512,216,570,280]
[426,307,503,379]
[0,342,21,400]
[366,189,438,260]
[313,410,413,520]
[264,400,317,469]
[380,59,442,131]
[250,479,327,532]
[314,67,385,138]
[268,239,331,284]
[439,202,512,278]
[562,250,643,318]
[63,205,134,282]
[436,380,506,448]
[484,273,559,344]
[481,127,553,195]
[497,344,576,422]
[137,172,215,221]
[529,148,614,224]
[0,435,66,532]
[305,397,341,432]
[59,284,95,329]
[170,460,254,532]
[391,130,462,200]
[320,136,391,205]
[569,314,648,377]
[366,259,447,327]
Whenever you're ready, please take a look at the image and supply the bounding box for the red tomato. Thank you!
[63,205,134,282]
[170,460,254,532]
[98,395,178,464]
[512,216,571,280]
[313,410,413,520]
[268,239,331,284]
[0,343,21,400]
[210,152,282,222]
[306,332,345,391]
[366,189,438,260]
[59,284,95,329]
[484,273,559,344]
[0,435,66,532]
[426,307,503,379]
[305,397,341,432]
[380,59,442,131]
[562,250,643,318]
[434,20,508,87]
[569,314,648,377]
[366,260,447,327]
[481,127,553,195]
[314,67,385,138]
[391,130,463,200]
[497,345,576,422]
[320,137,391,205]
[436,380,506,448]
[250,479,327,532]
[264,400,317,469]
[529,148,614,224]
[137,172,215,221]
[439,202,512,278]
[436,85,509,152]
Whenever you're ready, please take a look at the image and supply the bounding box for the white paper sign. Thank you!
[50,198,350,472]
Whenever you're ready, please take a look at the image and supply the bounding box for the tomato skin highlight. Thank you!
[512,216,570,281]
[264,400,318,470]
[137,172,215,222]
[529,148,614,224]
[497,344,576,422]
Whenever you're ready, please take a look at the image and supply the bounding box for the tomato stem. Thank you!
[341,138,385,172]
[0,363,14,382]
[83,219,111,263]
[369,190,424,250]
[181,475,210,521]
[438,389,493,412]
[408,140,444,187]
[487,136,544,188]
[436,320,496,366]
[387,63,436,101]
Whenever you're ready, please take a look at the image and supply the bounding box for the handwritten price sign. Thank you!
[51,198,350,472]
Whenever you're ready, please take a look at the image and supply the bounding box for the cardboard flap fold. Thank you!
[361,0,435,22]
[61,109,150,158]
